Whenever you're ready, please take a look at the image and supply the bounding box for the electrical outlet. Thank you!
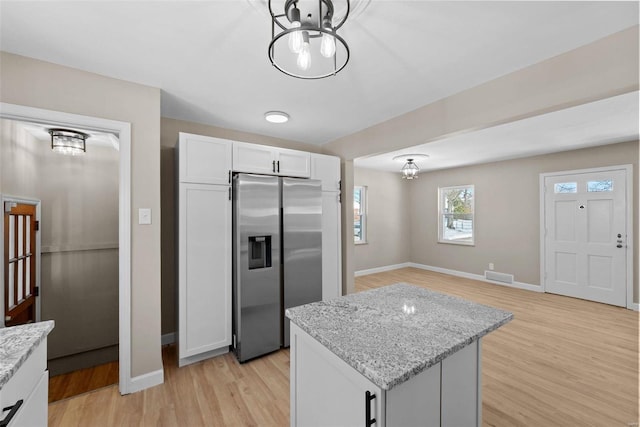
[489,263,495,271]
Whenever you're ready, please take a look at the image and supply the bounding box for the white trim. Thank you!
[0,195,42,325]
[161,332,176,345]
[0,103,135,394]
[128,369,164,394]
[629,303,639,312]
[408,263,543,292]
[354,262,412,277]
[539,164,634,310]
[178,347,228,368]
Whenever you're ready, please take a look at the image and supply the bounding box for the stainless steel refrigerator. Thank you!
[232,173,322,362]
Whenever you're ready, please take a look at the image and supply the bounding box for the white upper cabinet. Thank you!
[311,153,341,192]
[178,133,233,185]
[233,141,310,177]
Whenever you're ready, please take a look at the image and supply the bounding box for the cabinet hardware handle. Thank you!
[1,399,23,427]
[277,160,280,173]
[365,391,376,426]
[228,170,231,184]
[272,160,276,173]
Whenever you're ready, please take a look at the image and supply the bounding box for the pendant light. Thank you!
[268,0,351,79]
[393,154,429,180]
[49,128,88,156]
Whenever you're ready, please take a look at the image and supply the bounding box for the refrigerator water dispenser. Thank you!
[248,236,271,269]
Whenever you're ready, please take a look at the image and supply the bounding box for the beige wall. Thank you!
[160,117,322,334]
[409,141,639,302]
[353,168,410,272]
[0,52,162,377]
[1,119,119,360]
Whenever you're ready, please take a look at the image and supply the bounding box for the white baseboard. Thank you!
[128,368,164,394]
[178,346,229,368]
[355,262,412,277]
[628,302,639,311]
[407,263,543,292]
[162,332,176,345]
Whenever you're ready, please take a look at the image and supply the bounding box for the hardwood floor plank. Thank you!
[47,268,639,426]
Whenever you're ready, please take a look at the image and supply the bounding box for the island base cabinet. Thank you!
[290,323,384,427]
[290,324,482,427]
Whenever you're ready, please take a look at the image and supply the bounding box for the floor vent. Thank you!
[484,270,514,284]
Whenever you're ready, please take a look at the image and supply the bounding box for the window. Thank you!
[554,182,577,193]
[587,180,613,192]
[354,186,367,244]
[438,185,474,245]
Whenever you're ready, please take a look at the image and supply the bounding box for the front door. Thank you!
[4,202,37,326]
[543,168,628,306]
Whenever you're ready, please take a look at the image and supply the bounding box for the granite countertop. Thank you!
[286,283,513,391]
[0,320,55,389]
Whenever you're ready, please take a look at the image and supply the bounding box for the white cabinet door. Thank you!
[9,371,48,427]
[441,340,480,427]
[178,183,232,363]
[311,153,341,191]
[276,148,310,178]
[321,192,342,300]
[233,141,277,175]
[290,323,384,427]
[178,133,232,185]
[233,141,311,177]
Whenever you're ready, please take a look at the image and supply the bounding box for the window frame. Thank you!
[354,185,367,245]
[438,184,475,246]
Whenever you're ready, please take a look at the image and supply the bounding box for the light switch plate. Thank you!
[138,208,152,225]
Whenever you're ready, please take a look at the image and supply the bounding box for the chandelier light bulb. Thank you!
[288,22,303,53]
[320,16,336,58]
[297,31,311,70]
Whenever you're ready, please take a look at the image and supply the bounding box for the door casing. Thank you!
[0,102,137,394]
[539,164,634,310]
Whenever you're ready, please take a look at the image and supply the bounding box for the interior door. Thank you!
[544,169,627,306]
[4,202,37,326]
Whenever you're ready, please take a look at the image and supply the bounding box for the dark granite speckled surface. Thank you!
[286,283,513,390]
[0,320,54,389]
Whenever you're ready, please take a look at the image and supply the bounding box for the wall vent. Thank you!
[484,270,514,284]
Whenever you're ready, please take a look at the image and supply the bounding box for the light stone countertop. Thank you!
[286,283,513,390]
[0,320,55,389]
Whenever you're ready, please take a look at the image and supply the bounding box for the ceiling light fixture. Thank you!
[268,0,351,79]
[265,111,290,123]
[49,128,88,156]
[393,154,429,180]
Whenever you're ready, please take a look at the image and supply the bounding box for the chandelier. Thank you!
[268,0,350,79]
[49,128,88,156]
[393,154,429,180]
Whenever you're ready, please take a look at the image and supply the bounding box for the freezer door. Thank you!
[282,177,323,347]
[233,174,281,362]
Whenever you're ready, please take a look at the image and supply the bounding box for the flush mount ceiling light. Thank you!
[265,111,290,123]
[393,154,429,180]
[49,128,89,156]
[268,0,350,79]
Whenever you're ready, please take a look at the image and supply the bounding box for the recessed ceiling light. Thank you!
[265,111,289,123]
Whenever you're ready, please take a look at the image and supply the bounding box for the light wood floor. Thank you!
[49,360,119,403]
[48,268,639,426]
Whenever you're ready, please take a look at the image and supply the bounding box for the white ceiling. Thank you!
[1,0,637,150]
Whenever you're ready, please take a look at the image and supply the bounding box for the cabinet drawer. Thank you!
[1,338,46,411]
[5,371,48,427]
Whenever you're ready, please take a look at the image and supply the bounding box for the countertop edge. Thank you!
[289,313,513,390]
[0,320,55,389]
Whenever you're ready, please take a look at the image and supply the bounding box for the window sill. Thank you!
[354,241,368,245]
[437,240,475,246]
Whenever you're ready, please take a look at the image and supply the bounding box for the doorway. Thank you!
[0,102,134,395]
[540,165,633,307]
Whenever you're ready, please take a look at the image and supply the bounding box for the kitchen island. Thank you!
[286,283,513,427]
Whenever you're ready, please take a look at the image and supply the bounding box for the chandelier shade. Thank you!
[49,128,88,156]
[268,0,351,79]
[393,154,428,180]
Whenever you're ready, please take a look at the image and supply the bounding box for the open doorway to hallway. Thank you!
[1,119,120,401]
